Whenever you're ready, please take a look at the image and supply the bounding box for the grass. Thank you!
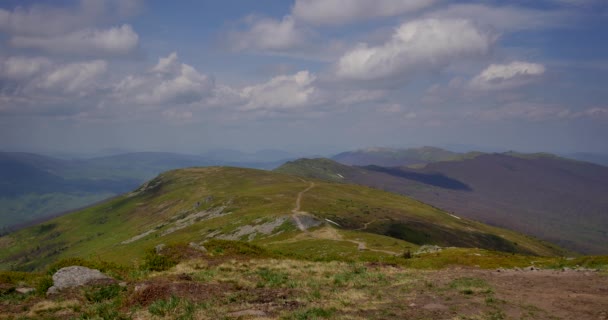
[0,167,568,273]
[0,244,606,319]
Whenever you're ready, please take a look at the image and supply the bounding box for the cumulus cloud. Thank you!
[425,4,569,32]
[228,15,308,52]
[10,24,139,56]
[35,60,107,94]
[0,0,142,36]
[335,18,494,81]
[114,52,214,106]
[292,0,435,25]
[471,103,608,122]
[240,71,318,111]
[469,61,546,90]
[0,56,52,80]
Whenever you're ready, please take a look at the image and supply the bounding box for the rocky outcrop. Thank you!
[47,266,115,295]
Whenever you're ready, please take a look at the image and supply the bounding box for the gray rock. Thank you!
[47,266,115,295]
[155,243,166,253]
[188,242,207,252]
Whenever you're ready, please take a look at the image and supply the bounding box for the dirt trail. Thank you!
[354,218,390,231]
[289,182,398,256]
[291,182,315,231]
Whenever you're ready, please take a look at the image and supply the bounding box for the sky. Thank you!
[0,0,607,156]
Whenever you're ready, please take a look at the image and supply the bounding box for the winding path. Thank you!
[291,182,315,231]
[288,181,399,256]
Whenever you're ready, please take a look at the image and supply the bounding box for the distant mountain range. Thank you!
[0,151,293,230]
[277,148,608,254]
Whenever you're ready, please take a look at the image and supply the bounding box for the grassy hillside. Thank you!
[332,146,480,167]
[277,156,608,254]
[0,167,564,271]
[0,152,286,230]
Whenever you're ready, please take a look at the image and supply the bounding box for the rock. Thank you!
[188,242,207,252]
[47,266,115,295]
[15,287,35,294]
[408,303,417,308]
[562,267,572,272]
[526,266,538,271]
[155,243,166,253]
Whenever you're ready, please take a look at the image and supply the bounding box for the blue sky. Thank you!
[0,0,607,156]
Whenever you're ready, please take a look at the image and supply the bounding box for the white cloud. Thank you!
[470,61,546,90]
[0,56,52,80]
[425,4,569,32]
[292,0,435,25]
[0,0,142,37]
[114,52,213,106]
[467,103,608,122]
[335,18,493,81]
[10,24,139,56]
[240,71,318,110]
[228,15,308,52]
[36,60,107,94]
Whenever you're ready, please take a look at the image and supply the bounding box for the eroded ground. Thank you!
[1,257,606,320]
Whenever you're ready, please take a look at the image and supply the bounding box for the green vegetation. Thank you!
[0,166,566,272]
[0,242,604,319]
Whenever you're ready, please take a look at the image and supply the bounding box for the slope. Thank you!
[276,155,608,254]
[0,152,287,231]
[0,167,564,271]
[332,146,479,167]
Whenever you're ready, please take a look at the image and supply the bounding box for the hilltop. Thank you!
[0,152,288,231]
[276,154,608,254]
[332,146,481,167]
[0,166,564,271]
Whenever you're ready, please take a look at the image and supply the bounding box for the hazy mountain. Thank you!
[565,152,608,166]
[276,154,608,254]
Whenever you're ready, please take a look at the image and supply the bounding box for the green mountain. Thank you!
[276,155,608,254]
[0,152,287,231]
[0,166,564,271]
[332,146,480,167]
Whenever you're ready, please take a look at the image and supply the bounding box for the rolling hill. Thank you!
[276,155,608,254]
[332,146,480,167]
[0,166,564,271]
[0,152,287,231]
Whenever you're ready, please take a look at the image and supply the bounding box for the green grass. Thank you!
[0,167,566,272]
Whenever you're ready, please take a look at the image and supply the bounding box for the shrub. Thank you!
[35,275,53,295]
[142,249,177,272]
[84,283,124,303]
[204,239,269,257]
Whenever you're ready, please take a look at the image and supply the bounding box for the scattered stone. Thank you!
[119,282,127,287]
[15,287,35,294]
[47,266,115,295]
[496,268,505,272]
[408,303,417,308]
[414,245,442,255]
[527,266,538,271]
[562,267,572,272]
[204,195,214,204]
[155,243,166,253]
[189,242,207,252]
[422,303,448,311]
[228,309,267,317]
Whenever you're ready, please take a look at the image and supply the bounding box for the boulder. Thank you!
[47,266,115,295]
